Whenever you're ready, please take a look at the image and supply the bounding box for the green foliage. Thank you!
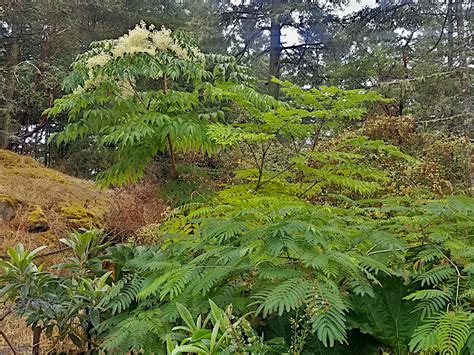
[5,36,473,355]
[166,300,285,354]
[96,197,390,350]
[348,277,421,354]
[409,311,472,355]
[58,228,109,274]
[273,78,390,123]
[84,191,473,353]
[0,244,59,325]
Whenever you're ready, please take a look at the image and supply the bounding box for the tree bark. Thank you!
[455,0,471,121]
[1,17,20,149]
[32,325,41,355]
[268,0,284,98]
[447,0,454,67]
[455,0,472,187]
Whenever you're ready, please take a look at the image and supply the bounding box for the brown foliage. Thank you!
[362,115,470,195]
[105,181,167,239]
[363,115,417,145]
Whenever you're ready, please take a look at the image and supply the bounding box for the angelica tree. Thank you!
[46,22,249,185]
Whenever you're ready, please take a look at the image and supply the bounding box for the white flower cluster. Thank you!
[118,79,136,99]
[109,21,203,61]
[86,53,112,69]
[112,22,154,57]
[76,21,204,94]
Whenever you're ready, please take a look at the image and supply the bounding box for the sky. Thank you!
[282,0,378,45]
[340,0,377,15]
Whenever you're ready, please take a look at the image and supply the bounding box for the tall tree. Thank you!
[220,0,349,96]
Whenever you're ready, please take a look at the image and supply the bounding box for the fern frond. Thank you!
[409,315,440,353]
[257,266,305,280]
[405,289,452,319]
[436,311,471,355]
[405,289,452,301]
[101,275,144,315]
[253,278,312,317]
[415,265,456,287]
[410,311,471,355]
[310,283,350,347]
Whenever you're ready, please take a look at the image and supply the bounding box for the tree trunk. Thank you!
[1,17,20,149]
[32,325,41,355]
[268,0,284,98]
[455,0,471,121]
[162,76,178,178]
[455,0,472,187]
[447,0,454,67]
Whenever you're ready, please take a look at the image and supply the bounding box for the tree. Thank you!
[0,0,218,172]
[46,22,252,185]
[325,1,471,127]
[219,0,350,97]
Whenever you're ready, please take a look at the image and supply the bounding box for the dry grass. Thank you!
[0,149,110,253]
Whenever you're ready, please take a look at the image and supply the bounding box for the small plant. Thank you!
[166,300,285,354]
[58,228,109,275]
[0,229,112,353]
[0,244,62,354]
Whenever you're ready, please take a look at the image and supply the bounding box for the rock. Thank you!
[0,200,16,224]
[27,205,49,233]
[27,220,49,233]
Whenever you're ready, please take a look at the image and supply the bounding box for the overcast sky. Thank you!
[282,0,378,45]
[341,0,377,14]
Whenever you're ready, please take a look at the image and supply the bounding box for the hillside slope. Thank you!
[0,150,110,253]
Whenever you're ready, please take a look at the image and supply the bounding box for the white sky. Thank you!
[282,0,377,45]
[339,0,377,15]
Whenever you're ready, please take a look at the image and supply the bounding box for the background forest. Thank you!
[0,0,472,354]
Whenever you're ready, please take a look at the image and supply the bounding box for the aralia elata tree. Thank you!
[46,22,252,185]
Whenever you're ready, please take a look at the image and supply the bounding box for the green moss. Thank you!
[0,194,21,206]
[27,205,47,223]
[27,205,49,233]
[59,202,102,228]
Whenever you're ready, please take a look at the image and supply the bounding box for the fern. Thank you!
[254,278,312,317]
[409,311,471,355]
[309,282,350,347]
[100,274,144,315]
[101,309,167,352]
[415,265,456,287]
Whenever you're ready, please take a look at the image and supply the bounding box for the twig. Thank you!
[0,308,12,323]
[445,256,462,307]
[0,247,71,260]
[0,330,17,355]
[297,180,320,198]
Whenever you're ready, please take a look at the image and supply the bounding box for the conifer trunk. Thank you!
[1,17,19,149]
[447,0,454,67]
[268,0,284,98]
[455,0,472,187]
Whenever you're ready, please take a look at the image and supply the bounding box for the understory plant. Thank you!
[0,230,111,353]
